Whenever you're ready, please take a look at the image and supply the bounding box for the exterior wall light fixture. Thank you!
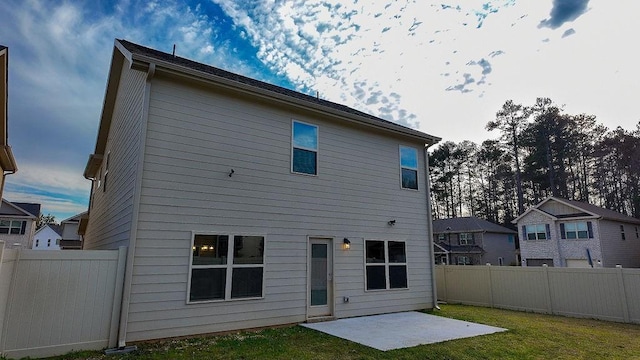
[343,238,351,250]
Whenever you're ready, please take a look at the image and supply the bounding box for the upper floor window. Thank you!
[620,225,626,240]
[459,233,474,245]
[189,234,265,303]
[561,222,592,240]
[437,233,445,241]
[524,224,548,240]
[365,240,407,290]
[292,121,318,175]
[399,146,418,190]
[0,220,26,235]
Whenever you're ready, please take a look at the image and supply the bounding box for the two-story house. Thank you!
[82,39,440,346]
[432,217,517,266]
[0,199,40,248]
[59,212,87,249]
[0,46,18,197]
[32,224,62,250]
[514,196,640,268]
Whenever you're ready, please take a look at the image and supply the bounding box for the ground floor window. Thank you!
[365,240,407,290]
[457,256,472,265]
[189,233,265,303]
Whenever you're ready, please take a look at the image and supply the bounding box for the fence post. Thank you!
[108,246,128,348]
[542,264,553,314]
[615,265,630,323]
[486,264,494,308]
[441,265,448,302]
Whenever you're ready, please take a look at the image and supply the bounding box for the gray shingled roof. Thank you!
[117,39,439,143]
[555,197,640,225]
[13,202,41,217]
[0,45,6,51]
[433,217,516,234]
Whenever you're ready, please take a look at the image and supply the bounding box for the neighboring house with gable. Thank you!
[0,199,40,248]
[59,212,87,249]
[82,39,441,345]
[432,217,517,266]
[33,224,62,250]
[0,45,18,198]
[514,196,640,268]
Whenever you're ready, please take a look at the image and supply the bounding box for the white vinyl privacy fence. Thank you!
[435,265,640,324]
[0,242,127,359]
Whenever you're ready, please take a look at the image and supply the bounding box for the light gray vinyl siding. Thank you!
[599,220,640,268]
[83,64,146,250]
[126,74,432,341]
[61,222,80,241]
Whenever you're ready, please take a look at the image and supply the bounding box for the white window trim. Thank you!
[525,224,547,241]
[0,219,25,235]
[364,239,409,291]
[459,233,474,245]
[563,221,589,240]
[291,120,319,176]
[457,255,471,265]
[399,145,419,191]
[187,231,266,304]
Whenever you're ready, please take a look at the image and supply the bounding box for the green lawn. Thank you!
[43,304,640,360]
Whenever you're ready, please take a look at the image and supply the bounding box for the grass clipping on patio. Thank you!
[48,304,640,360]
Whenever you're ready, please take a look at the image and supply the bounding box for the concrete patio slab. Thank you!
[301,311,507,351]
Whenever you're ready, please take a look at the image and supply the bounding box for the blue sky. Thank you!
[0,0,638,221]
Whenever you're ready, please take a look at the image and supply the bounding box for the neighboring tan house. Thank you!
[0,199,40,248]
[82,39,441,345]
[59,212,87,249]
[432,217,517,266]
[0,46,18,198]
[513,196,640,268]
[33,224,62,250]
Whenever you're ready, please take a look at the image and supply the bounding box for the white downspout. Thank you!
[116,62,155,349]
[424,145,440,310]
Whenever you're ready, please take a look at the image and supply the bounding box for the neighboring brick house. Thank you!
[432,217,517,266]
[513,196,640,268]
[0,199,40,248]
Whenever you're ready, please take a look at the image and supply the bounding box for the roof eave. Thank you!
[83,153,103,179]
[0,145,17,172]
[127,50,441,146]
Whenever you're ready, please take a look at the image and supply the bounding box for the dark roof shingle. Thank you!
[555,197,640,224]
[433,217,516,234]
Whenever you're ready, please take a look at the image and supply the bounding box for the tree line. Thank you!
[429,97,640,227]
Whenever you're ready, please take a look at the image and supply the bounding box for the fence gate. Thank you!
[0,243,127,359]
